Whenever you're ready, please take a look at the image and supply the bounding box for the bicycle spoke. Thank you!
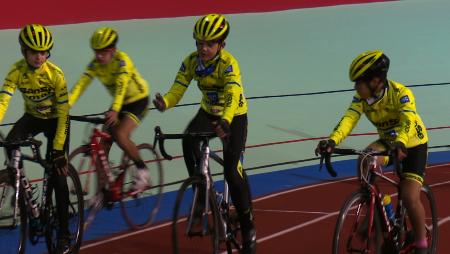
[333,191,383,254]
[0,182,27,254]
[45,164,84,254]
[172,177,220,254]
[120,143,163,229]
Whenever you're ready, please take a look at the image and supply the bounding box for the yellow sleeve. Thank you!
[69,68,95,107]
[221,61,243,124]
[394,88,417,145]
[53,73,70,151]
[329,96,363,145]
[110,59,132,112]
[163,58,193,109]
[0,68,19,123]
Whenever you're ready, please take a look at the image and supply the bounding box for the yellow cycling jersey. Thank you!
[0,59,69,150]
[163,49,248,124]
[330,80,428,148]
[69,50,149,112]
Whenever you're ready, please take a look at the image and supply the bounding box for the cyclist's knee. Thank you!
[400,178,422,206]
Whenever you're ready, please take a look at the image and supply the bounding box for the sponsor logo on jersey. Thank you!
[400,95,410,104]
[224,65,233,74]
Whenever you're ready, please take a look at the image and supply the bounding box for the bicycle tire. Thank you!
[420,184,438,254]
[68,145,95,197]
[45,164,84,254]
[0,179,27,254]
[332,190,383,254]
[119,143,164,229]
[172,176,220,254]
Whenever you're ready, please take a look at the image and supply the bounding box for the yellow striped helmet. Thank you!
[19,24,54,51]
[91,27,118,50]
[193,14,230,41]
[349,50,390,82]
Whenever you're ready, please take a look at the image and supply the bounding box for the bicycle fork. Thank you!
[9,150,41,227]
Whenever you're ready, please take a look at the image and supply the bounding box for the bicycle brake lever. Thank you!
[319,154,325,170]
[324,153,337,177]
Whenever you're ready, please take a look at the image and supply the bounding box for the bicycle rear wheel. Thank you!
[45,164,84,254]
[172,176,220,254]
[332,190,383,254]
[421,184,438,254]
[0,174,27,254]
[120,143,163,229]
[399,184,438,253]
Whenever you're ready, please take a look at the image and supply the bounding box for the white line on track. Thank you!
[81,163,450,250]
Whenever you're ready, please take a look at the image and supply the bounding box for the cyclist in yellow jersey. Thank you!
[69,27,151,191]
[0,24,71,253]
[153,14,255,253]
[316,50,428,254]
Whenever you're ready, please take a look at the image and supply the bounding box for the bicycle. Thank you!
[68,115,163,229]
[0,135,84,254]
[319,147,438,254]
[153,126,242,254]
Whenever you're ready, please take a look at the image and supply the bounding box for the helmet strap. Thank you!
[366,77,386,98]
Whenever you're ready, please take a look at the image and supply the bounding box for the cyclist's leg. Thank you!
[5,114,40,160]
[399,143,428,251]
[222,114,255,253]
[111,98,149,189]
[357,140,390,179]
[43,117,71,248]
[182,108,215,177]
[111,97,148,166]
[181,109,216,221]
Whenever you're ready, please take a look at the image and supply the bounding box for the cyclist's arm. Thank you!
[53,72,70,151]
[394,88,418,145]
[163,58,193,109]
[0,67,19,123]
[329,96,363,145]
[221,60,243,124]
[69,65,95,107]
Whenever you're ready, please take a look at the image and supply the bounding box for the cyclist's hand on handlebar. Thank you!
[315,139,336,156]
[390,141,407,161]
[105,110,119,126]
[212,119,230,140]
[51,150,68,176]
[153,93,167,112]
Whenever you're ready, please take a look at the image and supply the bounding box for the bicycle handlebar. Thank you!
[153,126,217,161]
[0,137,42,148]
[319,148,393,178]
[0,136,50,168]
[70,115,105,125]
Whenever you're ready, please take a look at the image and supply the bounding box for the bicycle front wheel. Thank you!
[172,176,220,254]
[69,145,95,197]
[332,190,383,254]
[120,143,164,229]
[0,176,27,254]
[45,164,84,254]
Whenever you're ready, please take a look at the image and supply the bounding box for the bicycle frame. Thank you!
[82,124,147,202]
[0,139,51,233]
[154,126,238,248]
[327,148,417,253]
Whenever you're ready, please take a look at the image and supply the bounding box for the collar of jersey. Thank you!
[26,61,47,75]
[365,86,387,105]
[195,54,221,77]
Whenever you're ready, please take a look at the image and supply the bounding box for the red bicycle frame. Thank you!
[86,127,128,201]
